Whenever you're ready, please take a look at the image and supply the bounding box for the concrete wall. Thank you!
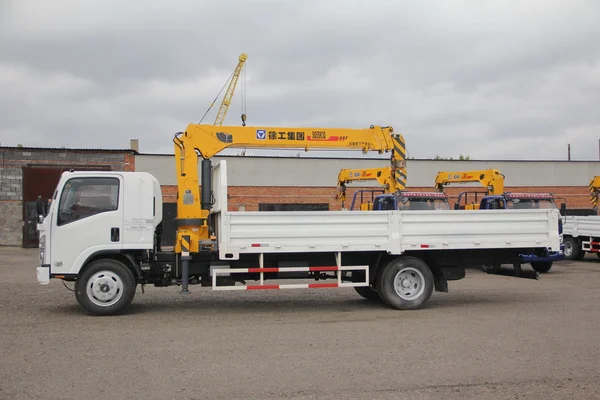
[0,147,135,246]
[136,154,600,187]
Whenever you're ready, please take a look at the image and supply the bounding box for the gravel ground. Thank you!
[1,247,599,400]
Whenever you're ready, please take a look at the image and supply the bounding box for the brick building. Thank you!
[2,145,599,247]
[0,146,135,246]
[137,153,600,211]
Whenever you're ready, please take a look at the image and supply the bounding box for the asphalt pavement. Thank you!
[1,247,599,400]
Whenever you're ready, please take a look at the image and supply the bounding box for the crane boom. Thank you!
[172,123,406,253]
[590,176,600,209]
[214,53,248,126]
[434,169,505,195]
[335,166,400,206]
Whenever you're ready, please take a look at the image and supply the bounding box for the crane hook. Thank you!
[241,113,247,126]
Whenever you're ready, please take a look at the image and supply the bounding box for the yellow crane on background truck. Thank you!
[589,176,600,211]
[335,167,450,211]
[434,169,505,209]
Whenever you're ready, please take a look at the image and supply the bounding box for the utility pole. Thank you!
[568,144,571,161]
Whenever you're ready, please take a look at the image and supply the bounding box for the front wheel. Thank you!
[75,259,136,316]
[563,236,580,260]
[531,261,553,273]
[376,257,434,310]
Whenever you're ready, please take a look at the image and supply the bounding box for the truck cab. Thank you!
[348,189,451,211]
[479,192,559,211]
[372,192,451,211]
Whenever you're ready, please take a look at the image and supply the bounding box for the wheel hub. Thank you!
[86,271,124,307]
[564,242,573,256]
[393,267,426,301]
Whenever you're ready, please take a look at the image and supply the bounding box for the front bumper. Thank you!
[520,251,564,263]
[37,264,50,285]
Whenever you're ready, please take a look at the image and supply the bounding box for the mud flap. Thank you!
[434,274,448,292]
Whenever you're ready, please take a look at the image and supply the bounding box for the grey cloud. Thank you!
[1,0,599,162]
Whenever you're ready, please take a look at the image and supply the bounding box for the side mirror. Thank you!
[560,203,566,216]
[36,195,45,215]
[36,195,50,222]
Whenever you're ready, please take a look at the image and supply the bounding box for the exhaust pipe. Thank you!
[485,262,539,280]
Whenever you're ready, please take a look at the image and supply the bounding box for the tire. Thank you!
[531,261,553,273]
[75,259,136,316]
[562,236,580,261]
[354,286,382,302]
[376,256,434,310]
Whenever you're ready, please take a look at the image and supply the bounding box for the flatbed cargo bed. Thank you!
[212,162,561,259]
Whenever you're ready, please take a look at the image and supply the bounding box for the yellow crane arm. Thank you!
[434,169,505,195]
[172,123,406,253]
[335,166,403,205]
[589,176,600,208]
[214,53,248,126]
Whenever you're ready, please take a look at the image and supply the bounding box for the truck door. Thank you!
[49,175,123,275]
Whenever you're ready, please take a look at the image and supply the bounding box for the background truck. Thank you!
[434,169,505,209]
[561,175,600,260]
[435,170,564,273]
[344,189,451,211]
[335,167,450,211]
[35,124,561,316]
[476,192,565,272]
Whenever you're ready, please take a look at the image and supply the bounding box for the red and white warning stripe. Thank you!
[220,266,341,274]
[217,282,342,291]
[211,264,369,291]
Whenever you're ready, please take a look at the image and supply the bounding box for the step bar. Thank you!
[211,252,369,291]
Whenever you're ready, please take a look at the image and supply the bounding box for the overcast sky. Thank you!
[1,0,599,160]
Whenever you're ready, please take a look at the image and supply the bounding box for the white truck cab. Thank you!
[37,171,162,284]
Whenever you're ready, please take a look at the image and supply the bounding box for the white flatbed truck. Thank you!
[35,160,561,315]
[562,214,600,260]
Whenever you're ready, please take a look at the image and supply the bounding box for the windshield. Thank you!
[507,198,556,209]
[399,198,450,211]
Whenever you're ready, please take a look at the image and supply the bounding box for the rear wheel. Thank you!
[75,259,136,316]
[376,257,434,310]
[531,261,553,273]
[562,237,580,260]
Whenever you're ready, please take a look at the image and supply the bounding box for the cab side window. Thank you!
[57,177,120,226]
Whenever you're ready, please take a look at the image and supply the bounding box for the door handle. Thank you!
[111,227,120,242]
